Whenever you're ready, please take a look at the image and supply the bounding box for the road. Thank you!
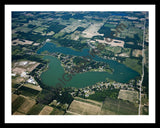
[138,17,146,115]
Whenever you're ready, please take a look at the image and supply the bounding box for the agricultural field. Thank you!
[123,58,142,74]
[12,95,26,114]
[17,86,41,98]
[33,27,48,34]
[104,23,116,28]
[39,105,53,115]
[12,94,66,115]
[105,45,122,54]
[105,39,125,47]
[50,107,65,115]
[74,97,102,107]
[12,94,19,103]
[27,103,45,115]
[12,23,33,33]
[118,89,139,103]
[23,84,42,91]
[12,39,33,46]
[53,32,66,39]
[60,18,90,34]
[13,111,24,115]
[67,97,102,115]
[60,20,80,33]
[82,23,104,38]
[101,97,138,115]
[132,49,142,57]
[17,98,36,114]
[12,60,40,75]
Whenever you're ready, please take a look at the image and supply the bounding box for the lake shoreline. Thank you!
[37,42,139,88]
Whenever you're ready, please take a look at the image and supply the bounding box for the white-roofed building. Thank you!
[20,72,28,78]
[27,77,36,84]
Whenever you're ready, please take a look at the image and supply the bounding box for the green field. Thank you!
[104,23,116,28]
[87,89,120,102]
[53,32,65,39]
[105,46,122,54]
[33,27,47,33]
[123,58,142,74]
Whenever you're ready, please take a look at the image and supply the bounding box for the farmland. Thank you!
[27,103,45,115]
[66,97,102,115]
[11,11,149,115]
[17,98,36,114]
[123,58,142,74]
[17,86,41,98]
[50,107,65,115]
[12,39,33,45]
[82,23,104,38]
[101,97,138,115]
[118,89,139,104]
[12,60,40,75]
[39,105,53,115]
[67,89,139,115]
[12,95,26,114]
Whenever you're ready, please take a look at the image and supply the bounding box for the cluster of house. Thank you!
[69,81,136,98]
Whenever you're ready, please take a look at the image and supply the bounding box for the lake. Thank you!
[37,42,140,88]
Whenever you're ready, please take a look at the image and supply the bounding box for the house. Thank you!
[85,94,89,97]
